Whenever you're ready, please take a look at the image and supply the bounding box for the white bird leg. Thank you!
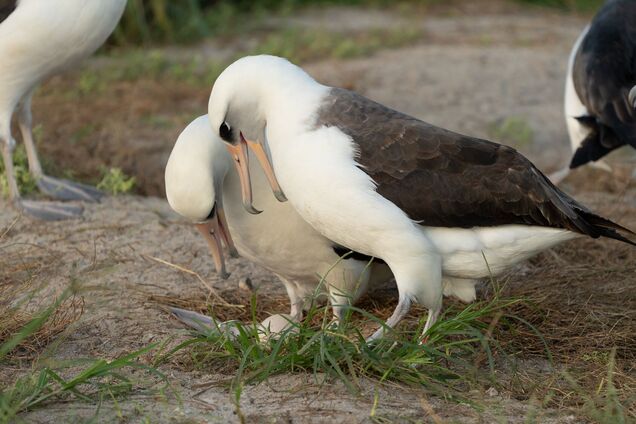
[366,295,412,343]
[278,276,305,321]
[1,136,21,205]
[549,159,614,185]
[17,92,102,203]
[329,285,353,324]
[419,306,441,344]
[548,166,571,185]
[1,129,82,221]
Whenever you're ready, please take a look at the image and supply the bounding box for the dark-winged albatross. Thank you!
[0,0,126,220]
[165,115,394,322]
[207,55,636,342]
[551,0,636,183]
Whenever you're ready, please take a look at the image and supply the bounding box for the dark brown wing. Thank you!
[0,0,16,25]
[315,88,634,243]
[571,0,636,167]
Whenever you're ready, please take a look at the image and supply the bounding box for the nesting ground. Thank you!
[1,2,635,423]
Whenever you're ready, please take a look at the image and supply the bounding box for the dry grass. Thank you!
[0,231,84,363]
[0,296,84,362]
[147,176,636,418]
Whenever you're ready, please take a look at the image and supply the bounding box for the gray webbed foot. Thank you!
[20,199,83,221]
[37,175,103,202]
[170,307,240,337]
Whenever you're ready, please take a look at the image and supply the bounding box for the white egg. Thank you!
[257,313,299,342]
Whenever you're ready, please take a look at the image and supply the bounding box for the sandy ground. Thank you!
[2,3,635,423]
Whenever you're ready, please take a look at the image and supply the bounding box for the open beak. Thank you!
[195,202,238,279]
[224,133,287,214]
[241,135,287,203]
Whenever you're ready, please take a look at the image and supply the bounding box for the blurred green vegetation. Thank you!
[113,0,605,46]
[97,167,137,195]
[519,0,603,12]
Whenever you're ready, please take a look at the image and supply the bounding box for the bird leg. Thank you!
[547,167,571,185]
[419,306,441,344]
[1,136,20,203]
[17,93,102,203]
[366,295,412,342]
[329,284,353,325]
[279,277,305,322]
[1,134,82,220]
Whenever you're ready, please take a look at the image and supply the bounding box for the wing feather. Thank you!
[315,88,633,243]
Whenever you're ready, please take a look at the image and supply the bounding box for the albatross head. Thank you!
[207,55,320,213]
[165,115,238,279]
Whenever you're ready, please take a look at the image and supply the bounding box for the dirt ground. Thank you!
[2,3,636,423]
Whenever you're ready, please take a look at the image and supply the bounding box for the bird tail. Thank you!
[577,209,636,246]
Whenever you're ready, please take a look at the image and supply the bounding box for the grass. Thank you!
[156,277,527,402]
[0,145,37,198]
[112,0,605,46]
[250,27,423,63]
[67,23,424,100]
[0,145,133,200]
[0,287,168,423]
[488,116,534,149]
[519,0,603,12]
[113,0,400,45]
[567,350,636,424]
[1,248,633,421]
[97,167,136,195]
[147,238,636,422]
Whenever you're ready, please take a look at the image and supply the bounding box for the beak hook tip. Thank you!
[244,203,262,215]
[274,190,288,202]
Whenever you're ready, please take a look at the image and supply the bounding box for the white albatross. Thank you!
[550,0,636,183]
[207,55,636,342]
[164,115,393,323]
[0,0,127,220]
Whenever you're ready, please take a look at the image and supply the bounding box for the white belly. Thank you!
[425,225,578,278]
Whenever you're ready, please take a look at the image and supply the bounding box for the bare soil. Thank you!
[2,3,635,423]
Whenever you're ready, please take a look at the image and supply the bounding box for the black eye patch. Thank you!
[219,122,233,142]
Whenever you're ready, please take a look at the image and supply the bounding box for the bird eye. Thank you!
[219,122,232,142]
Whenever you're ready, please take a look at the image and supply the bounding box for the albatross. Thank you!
[207,54,636,342]
[0,0,127,220]
[551,0,636,183]
[164,115,393,322]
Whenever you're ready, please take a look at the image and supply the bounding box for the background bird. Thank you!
[207,55,636,342]
[551,0,636,183]
[0,0,127,220]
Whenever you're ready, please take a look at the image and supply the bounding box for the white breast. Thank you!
[222,149,341,282]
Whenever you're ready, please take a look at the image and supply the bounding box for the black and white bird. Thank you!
[165,116,393,323]
[207,55,636,342]
[551,0,636,183]
[0,0,127,220]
